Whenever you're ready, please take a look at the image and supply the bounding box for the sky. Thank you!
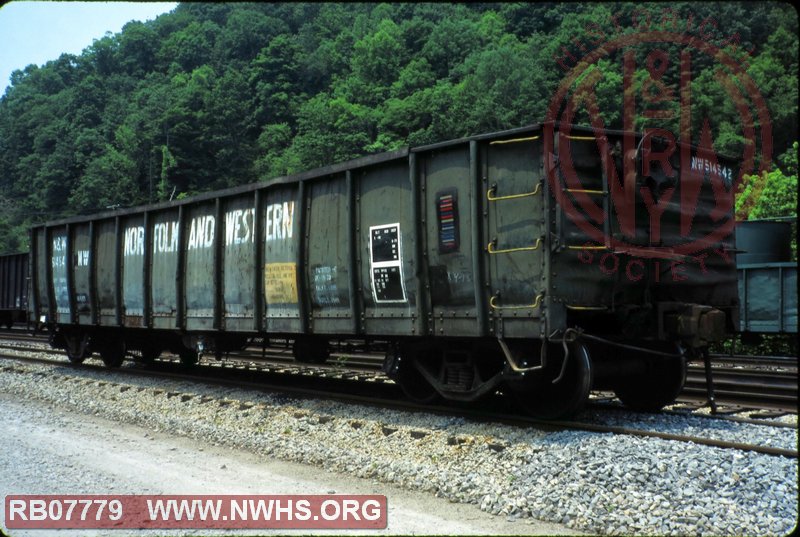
[0,1,178,95]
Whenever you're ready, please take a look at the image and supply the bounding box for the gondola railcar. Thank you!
[27,122,743,418]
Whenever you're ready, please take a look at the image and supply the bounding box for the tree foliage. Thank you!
[0,2,796,253]
[736,142,798,221]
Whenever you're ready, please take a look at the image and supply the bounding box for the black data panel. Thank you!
[372,266,404,302]
[369,223,406,303]
[371,225,400,263]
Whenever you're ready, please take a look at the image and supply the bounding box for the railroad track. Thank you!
[1,339,796,459]
[2,331,797,412]
[682,354,797,413]
[701,353,796,370]
[215,345,800,416]
[0,327,43,344]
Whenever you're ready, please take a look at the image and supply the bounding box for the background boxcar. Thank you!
[0,252,28,328]
[736,219,798,335]
[28,122,742,417]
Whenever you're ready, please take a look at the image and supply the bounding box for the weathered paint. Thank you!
[94,219,117,324]
[184,203,216,329]
[223,195,256,330]
[304,175,355,333]
[357,159,416,335]
[264,185,301,333]
[150,210,180,329]
[421,144,478,336]
[27,123,743,343]
[51,228,70,321]
[71,223,92,323]
[121,216,145,325]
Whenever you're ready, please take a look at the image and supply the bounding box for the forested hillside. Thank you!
[0,2,796,253]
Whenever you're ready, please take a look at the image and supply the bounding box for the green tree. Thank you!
[156,20,219,73]
[736,142,798,220]
[207,67,258,188]
[214,9,288,63]
[250,35,305,125]
[158,144,178,201]
[116,21,158,77]
[255,123,296,179]
[350,18,406,101]
[69,144,138,212]
[287,94,373,170]
[0,1,796,254]
[746,26,799,158]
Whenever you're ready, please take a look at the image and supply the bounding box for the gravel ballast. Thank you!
[1,357,797,536]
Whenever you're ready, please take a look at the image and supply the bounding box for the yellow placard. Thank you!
[265,262,298,304]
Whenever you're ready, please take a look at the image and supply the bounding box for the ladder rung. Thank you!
[490,293,544,310]
[566,245,608,250]
[488,182,541,201]
[489,135,540,145]
[488,237,542,254]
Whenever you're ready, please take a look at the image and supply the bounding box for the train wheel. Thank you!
[504,341,592,419]
[64,333,90,364]
[293,337,330,364]
[614,346,686,412]
[100,340,125,368]
[394,351,440,404]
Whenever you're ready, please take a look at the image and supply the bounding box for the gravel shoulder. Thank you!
[0,384,577,536]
